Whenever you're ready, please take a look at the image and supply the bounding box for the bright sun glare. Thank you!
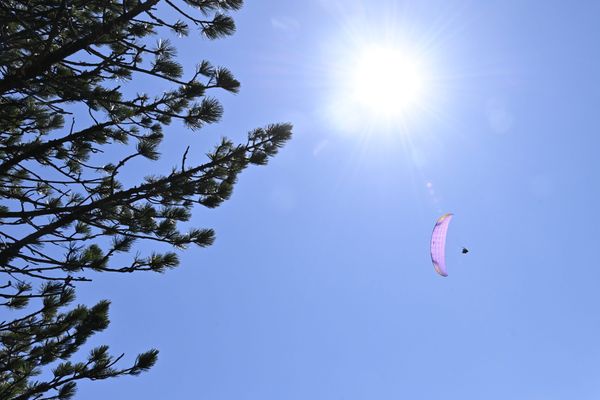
[351,45,425,117]
[326,38,431,134]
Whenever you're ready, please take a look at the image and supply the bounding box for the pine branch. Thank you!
[0,0,161,95]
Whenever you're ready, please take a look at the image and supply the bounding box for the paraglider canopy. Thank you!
[430,213,453,277]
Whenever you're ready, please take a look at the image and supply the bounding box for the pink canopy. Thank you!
[430,213,453,277]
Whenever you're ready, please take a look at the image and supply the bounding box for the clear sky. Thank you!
[77,1,600,399]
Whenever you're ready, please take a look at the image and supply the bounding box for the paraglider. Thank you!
[430,213,453,277]
[430,213,469,276]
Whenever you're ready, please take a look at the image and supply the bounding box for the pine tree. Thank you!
[0,1,292,398]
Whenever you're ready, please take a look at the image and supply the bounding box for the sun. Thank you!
[351,45,425,118]
[324,38,432,134]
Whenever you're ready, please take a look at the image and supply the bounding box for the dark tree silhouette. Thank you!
[0,1,292,398]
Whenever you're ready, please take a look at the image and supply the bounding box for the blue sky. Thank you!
[76,1,600,399]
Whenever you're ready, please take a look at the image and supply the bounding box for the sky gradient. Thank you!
[75,1,600,398]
